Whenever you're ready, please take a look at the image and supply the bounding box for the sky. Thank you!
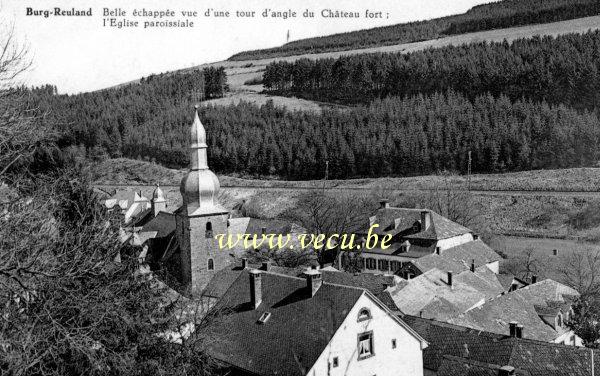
[2,0,494,94]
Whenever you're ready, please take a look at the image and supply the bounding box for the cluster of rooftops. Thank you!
[98,110,592,375]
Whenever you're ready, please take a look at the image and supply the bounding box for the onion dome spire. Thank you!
[180,106,227,215]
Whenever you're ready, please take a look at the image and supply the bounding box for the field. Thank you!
[93,158,600,286]
[94,158,600,236]
[107,15,600,113]
[492,235,600,282]
[94,158,600,192]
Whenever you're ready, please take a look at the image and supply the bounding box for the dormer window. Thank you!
[358,308,372,322]
[412,222,421,233]
[400,240,411,253]
[205,222,213,238]
[257,312,271,324]
[557,313,563,327]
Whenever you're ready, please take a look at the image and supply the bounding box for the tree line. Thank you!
[23,67,227,161]
[27,85,600,179]
[229,0,599,61]
[263,30,600,111]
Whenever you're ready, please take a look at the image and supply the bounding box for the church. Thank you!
[132,106,237,296]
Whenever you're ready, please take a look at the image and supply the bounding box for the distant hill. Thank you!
[229,0,600,60]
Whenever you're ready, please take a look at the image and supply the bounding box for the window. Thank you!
[390,261,401,272]
[205,222,213,238]
[365,258,376,270]
[207,258,214,270]
[357,331,374,360]
[378,259,389,271]
[391,339,397,349]
[332,357,339,368]
[358,308,372,322]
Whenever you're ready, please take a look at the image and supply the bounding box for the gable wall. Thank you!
[308,293,424,376]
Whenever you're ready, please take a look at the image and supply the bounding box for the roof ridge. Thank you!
[442,354,509,369]
[260,270,373,293]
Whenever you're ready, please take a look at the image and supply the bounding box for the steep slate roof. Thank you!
[140,212,177,238]
[404,315,599,376]
[437,355,531,376]
[449,292,558,342]
[203,270,423,375]
[364,207,472,240]
[410,253,468,274]
[388,266,505,317]
[202,264,400,310]
[510,279,580,307]
[442,239,502,267]
[497,273,518,291]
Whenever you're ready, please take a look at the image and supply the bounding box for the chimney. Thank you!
[447,271,453,287]
[463,343,470,358]
[419,310,423,318]
[435,246,441,255]
[509,321,517,337]
[304,269,323,297]
[516,324,524,339]
[531,274,537,284]
[470,259,475,272]
[380,199,390,209]
[261,227,267,236]
[262,260,271,271]
[421,210,431,231]
[498,366,515,376]
[552,249,558,256]
[241,257,248,269]
[473,234,479,240]
[249,269,262,309]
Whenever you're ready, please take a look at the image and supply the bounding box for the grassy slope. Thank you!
[94,158,600,192]
[93,158,600,285]
[93,158,600,236]
[105,16,600,114]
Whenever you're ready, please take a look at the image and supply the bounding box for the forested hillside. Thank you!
[26,67,227,166]
[263,30,600,110]
[229,0,600,60]
[26,84,600,179]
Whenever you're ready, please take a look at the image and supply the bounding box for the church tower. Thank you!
[176,106,230,296]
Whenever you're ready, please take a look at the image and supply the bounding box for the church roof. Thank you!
[140,212,176,238]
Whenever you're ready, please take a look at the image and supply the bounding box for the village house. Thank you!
[202,267,428,376]
[403,315,597,376]
[102,189,151,224]
[340,202,502,277]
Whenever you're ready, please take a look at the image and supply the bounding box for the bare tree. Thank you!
[559,248,600,297]
[0,24,217,375]
[561,249,600,348]
[282,191,376,266]
[0,23,32,89]
[503,247,545,281]
[419,171,483,230]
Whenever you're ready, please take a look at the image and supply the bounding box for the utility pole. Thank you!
[322,160,329,194]
[467,150,472,191]
[286,30,290,43]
